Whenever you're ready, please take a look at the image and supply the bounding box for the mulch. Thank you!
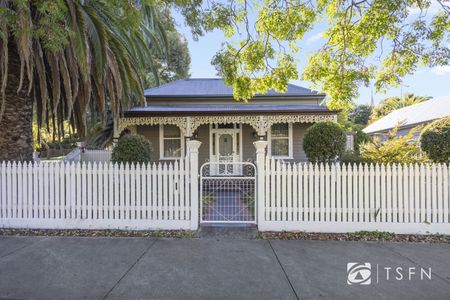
[257,231,450,243]
[1,228,449,243]
[0,228,197,238]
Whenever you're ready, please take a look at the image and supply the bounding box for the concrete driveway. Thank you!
[0,236,449,299]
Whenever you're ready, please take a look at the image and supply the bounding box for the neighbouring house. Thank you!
[363,95,450,140]
[115,78,338,170]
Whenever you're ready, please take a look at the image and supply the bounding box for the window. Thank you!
[268,123,292,158]
[160,125,183,159]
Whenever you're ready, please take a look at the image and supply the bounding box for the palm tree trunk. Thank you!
[0,42,33,161]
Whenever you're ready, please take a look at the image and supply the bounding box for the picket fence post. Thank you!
[186,140,201,230]
[254,140,268,227]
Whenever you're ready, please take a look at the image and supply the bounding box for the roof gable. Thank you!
[144,78,323,98]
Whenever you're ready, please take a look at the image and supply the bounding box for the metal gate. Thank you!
[200,162,256,224]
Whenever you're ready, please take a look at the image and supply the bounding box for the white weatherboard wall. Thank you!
[0,159,196,230]
[257,158,450,234]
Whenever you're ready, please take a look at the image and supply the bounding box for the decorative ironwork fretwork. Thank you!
[117,114,337,137]
[118,117,189,135]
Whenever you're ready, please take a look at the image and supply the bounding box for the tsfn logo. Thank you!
[347,263,372,285]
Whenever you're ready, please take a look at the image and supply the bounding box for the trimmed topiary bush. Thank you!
[111,134,153,164]
[303,122,346,163]
[420,117,450,163]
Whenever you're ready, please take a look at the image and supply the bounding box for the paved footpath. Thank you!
[0,236,449,299]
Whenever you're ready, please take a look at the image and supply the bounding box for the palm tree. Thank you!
[370,93,432,122]
[0,0,166,161]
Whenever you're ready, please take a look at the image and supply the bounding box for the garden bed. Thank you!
[0,228,197,238]
[257,230,450,243]
[1,228,449,243]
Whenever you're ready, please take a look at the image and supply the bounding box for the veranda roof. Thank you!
[124,103,336,117]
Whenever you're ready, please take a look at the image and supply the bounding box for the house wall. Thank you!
[136,122,313,164]
[136,125,160,162]
[242,124,258,162]
[197,124,210,164]
[293,123,311,161]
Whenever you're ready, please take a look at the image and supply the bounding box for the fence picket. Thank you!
[330,164,336,222]
[1,163,6,218]
[432,164,437,223]
[276,160,281,221]
[397,164,403,223]
[426,164,432,223]
[341,164,347,222]
[324,163,330,222]
[130,163,136,220]
[320,163,325,222]
[443,164,449,223]
[292,163,298,221]
[281,162,287,221]
[168,163,174,220]
[374,164,380,222]
[287,163,292,222]
[265,157,270,221]
[436,164,442,223]
[314,164,319,222]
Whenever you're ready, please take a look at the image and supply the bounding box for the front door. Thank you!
[210,124,241,175]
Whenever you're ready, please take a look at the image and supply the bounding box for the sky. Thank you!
[172,5,450,106]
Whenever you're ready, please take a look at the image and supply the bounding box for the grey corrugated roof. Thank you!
[127,103,331,114]
[363,95,450,134]
[144,78,323,98]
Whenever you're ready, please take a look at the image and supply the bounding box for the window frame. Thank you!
[159,124,184,160]
[267,123,293,159]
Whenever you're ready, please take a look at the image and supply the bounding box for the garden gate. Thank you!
[200,162,256,224]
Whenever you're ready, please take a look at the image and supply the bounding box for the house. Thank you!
[363,95,450,139]
[115,78,339,168]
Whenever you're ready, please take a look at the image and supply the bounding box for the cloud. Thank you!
[306,31,325,45]
[431,65,450,75]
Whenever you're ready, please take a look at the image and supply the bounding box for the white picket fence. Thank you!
[2,139,450,234]
[257,158,450,234]
[0,159,196,230]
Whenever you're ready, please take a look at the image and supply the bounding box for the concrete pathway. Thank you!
[0,236,449,299]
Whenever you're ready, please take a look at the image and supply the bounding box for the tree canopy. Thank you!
[0,0,167,138]
[194,0,450,109]
[144,8,191,87]
[349,104,373,125]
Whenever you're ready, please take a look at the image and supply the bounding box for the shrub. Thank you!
[354,129,371,152]
[420,117,450,163]
[360,126,428,164]
[340,150,362,164]
[303,122,346,163]
[111,134,153,164]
